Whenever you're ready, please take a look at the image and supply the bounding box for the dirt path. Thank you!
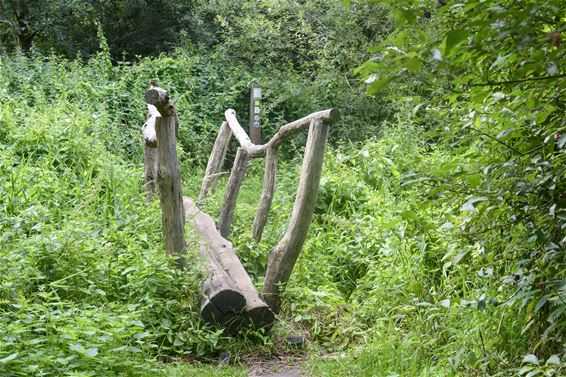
[253,365,301,377]
[246,356,304,377]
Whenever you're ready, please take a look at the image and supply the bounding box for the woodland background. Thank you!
[0,0,564,376]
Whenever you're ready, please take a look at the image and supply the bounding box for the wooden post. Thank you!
[144,145,158,203]
[198,121,232,204]
[263,119,330,313]
[218,147,249,238]
[249,85,262,144]
[145,84,185,266]
[252,147,278,242]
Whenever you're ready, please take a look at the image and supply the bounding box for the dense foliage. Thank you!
[355,0,565,373]
[0,0,564,376]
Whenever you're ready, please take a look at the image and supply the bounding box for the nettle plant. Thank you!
[355,0,565,368]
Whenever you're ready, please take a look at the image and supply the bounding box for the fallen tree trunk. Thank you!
[184,197,274,331]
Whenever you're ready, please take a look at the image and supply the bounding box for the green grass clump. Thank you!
[0,54,240,376]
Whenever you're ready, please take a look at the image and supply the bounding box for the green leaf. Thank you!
[534,297,547,313]
[354,61,385,76]
[444,29,469,56]
[522,354,539,366]
[400,210,419,221]
[84,348,99,357]
[497,128,514,139]
[69,343,85,352]
[0,353,18,363]
[404,57,421,74]
[393,8,416,26]
[367,76,396,95]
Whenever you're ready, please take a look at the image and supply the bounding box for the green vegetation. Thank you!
[0,0,564,376]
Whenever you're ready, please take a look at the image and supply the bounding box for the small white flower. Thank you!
[364,74,378,84]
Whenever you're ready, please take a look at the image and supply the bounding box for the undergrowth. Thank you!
[1,41,563,376]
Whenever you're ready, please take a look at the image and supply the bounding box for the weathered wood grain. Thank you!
[155,116,185,266]
[252,147,278,242]
[263,119,330,313]
[184,197,274,330]
[218,147,249,239]
[198,121,232,204]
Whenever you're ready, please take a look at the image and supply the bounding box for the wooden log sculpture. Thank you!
[200,107,339,314]
[142,80,339,331]
[142,81,273,332]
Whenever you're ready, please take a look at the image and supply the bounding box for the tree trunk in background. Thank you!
[15,0,35,54]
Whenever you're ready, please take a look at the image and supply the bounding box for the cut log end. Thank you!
[144,87,177,117]
[247,305,275,329]
[324,108,340,124]
[201,290,246,324]
[144,88,162,106]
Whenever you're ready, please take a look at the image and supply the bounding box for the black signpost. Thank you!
[249,84,261,144]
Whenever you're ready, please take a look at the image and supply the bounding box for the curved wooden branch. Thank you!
[252,147,278,242]
[218,147,250,238]
[198,121,232,204]
[224,108,339,158]
[263,119,330,313]
[224,109,263,156]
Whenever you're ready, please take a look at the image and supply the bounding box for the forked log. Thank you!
[184,197,274,331]
[224,108,339,158]
[198,121,232,204]
[263,119,330,313]
[252,147,278,242]
[218,147,249,238]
